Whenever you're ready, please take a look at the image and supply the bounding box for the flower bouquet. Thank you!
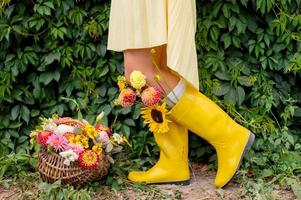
[30,113,129,187]
[115,50,174,134]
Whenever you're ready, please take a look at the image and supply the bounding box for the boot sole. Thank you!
[149,179,190,186]
[222,131,255,188]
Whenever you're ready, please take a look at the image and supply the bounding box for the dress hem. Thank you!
[107,40,168,52]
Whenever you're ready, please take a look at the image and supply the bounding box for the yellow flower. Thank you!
[130,70,146,90]
[150,48,156,54]
[117,75,127,90]
[114,99,120,106]
[83,124,97,139]
[30,131,38,138]
[78,150,99,170]
[81,138,89,149]
[92,144,103,155]
[154,75,161,81]
[73,135,89,148]
[141,103,171,134]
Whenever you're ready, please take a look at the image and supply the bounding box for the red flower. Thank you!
[37,131,53,146]
[95,125,112,137]
[118,88,136,108]
[78,150,100,170]
[141,87,162,106]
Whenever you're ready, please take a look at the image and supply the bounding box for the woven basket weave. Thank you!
[37,119,110,186]
[38,147,110,187]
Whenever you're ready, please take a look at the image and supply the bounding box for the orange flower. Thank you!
[141,87,162,106]
[118,88,136,107]
[78,150,100,170]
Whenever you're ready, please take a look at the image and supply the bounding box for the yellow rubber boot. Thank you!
[170,81,255,188]
[128,122,190,185]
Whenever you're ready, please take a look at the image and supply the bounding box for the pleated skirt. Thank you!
[107,0,199,89]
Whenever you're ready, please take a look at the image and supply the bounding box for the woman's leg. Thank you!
[124,45,190,184]
[124,45,255,188]
[123,45,179,93]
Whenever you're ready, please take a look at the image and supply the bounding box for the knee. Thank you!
[123,49,155,82]
[124,63,132,82]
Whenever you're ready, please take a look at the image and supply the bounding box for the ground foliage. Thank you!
[0,0,300,199]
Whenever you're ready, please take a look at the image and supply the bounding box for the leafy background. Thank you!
[0,0,300,199]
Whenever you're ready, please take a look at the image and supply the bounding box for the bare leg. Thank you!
[123,45,180,94]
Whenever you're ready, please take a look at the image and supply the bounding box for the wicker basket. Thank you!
[38,147,110,187]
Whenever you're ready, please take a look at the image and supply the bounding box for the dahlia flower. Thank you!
[46,134,69,152]
[118,88,136,108]
[78,150,100,170]
[59,149,79,166]
[37,131,53,146]
[130,70,146,90]
[141,87,162,106]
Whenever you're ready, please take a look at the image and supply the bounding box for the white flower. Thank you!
[59,150,79,166]
[42,119,57,132]
[112,133,123,145]
[55,124,75,135]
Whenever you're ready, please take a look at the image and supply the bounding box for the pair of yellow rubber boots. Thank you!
[128,81,255,188]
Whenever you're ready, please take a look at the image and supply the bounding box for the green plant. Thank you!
[0,0,300,198]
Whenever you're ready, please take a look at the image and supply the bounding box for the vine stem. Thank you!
[150,49,180,104]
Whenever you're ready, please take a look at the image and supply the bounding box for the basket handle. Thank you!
[56,118,86,128]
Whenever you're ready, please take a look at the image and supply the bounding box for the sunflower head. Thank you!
[141,103,170,134]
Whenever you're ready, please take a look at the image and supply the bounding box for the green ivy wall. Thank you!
[0,0,300,187]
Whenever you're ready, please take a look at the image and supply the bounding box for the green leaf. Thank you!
[11,105,20,120]
[20,105,30,124]
[213,82,231,96]
[44,52,61,65]
[236,86,245,105]
[215,71,231,81]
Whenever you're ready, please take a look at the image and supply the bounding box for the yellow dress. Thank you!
[107,0,199,89]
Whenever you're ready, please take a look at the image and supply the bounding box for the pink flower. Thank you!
[66,143,84,155]
[97,131,110,146]
[95,125,112,137]
[46,134,69,152]
[118,88,136,108]
[141,87,162,106]
[37,131,53,146]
